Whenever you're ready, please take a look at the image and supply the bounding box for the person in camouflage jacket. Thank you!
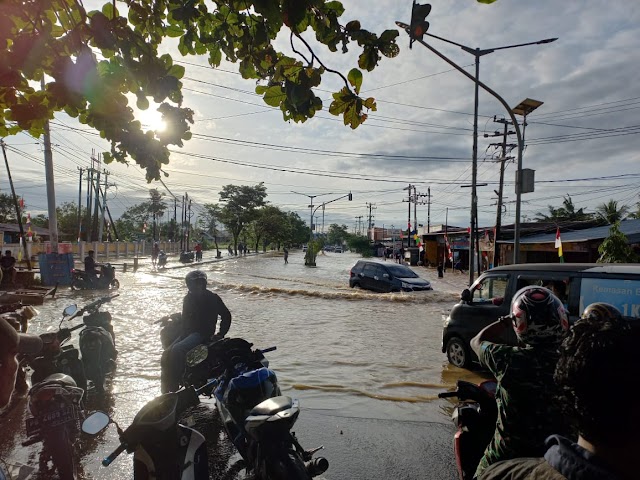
[470,286,571,478]
[480,303,639,480]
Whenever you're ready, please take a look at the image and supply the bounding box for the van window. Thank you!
[472,275,509,303]
[579,278,640,318]
[516,277,571,309]
[363,264,378,277]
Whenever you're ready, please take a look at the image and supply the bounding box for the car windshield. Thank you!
[385,265,419,278]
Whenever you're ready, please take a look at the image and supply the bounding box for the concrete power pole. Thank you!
[42,79,59,253]
[487,117,516,268]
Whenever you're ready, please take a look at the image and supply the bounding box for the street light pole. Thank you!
[396,21,556,272]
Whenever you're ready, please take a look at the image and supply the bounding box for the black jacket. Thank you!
[480,435,621,480]
[181,290,231,338]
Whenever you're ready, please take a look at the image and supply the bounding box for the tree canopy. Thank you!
[597,222,638,263]
[0,0,405,181]
[595,200,629,225]
[535,195,592,222]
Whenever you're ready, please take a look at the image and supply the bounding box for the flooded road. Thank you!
[1,250,488,479]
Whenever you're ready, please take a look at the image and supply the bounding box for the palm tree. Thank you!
[535,195,591,222]
[595,200,629,224]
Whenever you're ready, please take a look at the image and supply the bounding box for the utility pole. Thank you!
[98,170,110,241]
[403,184,413,248]
[186,197,192,250]
[0,141,31,268]
[41,79,59,253]
[413,185,418,244]
[427,187,431,233]
[173,197,177,242]
[366,202,376,239]
[77,168,83,242]
[486,117,516,268]
[355,216,363,236]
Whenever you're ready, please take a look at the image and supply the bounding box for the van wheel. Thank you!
[446,337,470,369]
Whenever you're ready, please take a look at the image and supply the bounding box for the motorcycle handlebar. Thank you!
[438,391,460,399]
[259,346,277,354]
[79,294,119,315]
[102,443,126,467]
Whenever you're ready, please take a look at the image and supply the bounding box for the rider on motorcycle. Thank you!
[160,270,232,393]
[470,286,572,478]
[480,303,638,480]
[84,250,98,282]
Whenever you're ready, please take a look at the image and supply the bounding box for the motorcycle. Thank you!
[158,250,168,269]
[184,337,329,479]
[21,304,88,480]
[81,381,215,479]
[26,304,88,391]
[76,295,119,393]
[438,380,498,480]
[71,263,120,290]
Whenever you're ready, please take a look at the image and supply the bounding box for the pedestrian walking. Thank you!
[283,248,289,264]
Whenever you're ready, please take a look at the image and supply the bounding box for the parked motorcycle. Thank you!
[438,380,498,480]
[82,381,215,479]
[21,304,88,480]
[27,304,88,391]
[184,337,329,479]
[76,295,119,393]
[71,263,120,290]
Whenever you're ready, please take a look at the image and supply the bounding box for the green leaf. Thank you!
[476,0,498,3]
[165,25,184,38]
[101,2,115,19]
[136,95,149,110]
[168,65,185,79]
[255,85,268,94]
[380,29,399,42]
[324,1,345,16]
[345,20,361,32]
[347,68,362,94]
[262,85,286,107]
[209,48,223,68]
[364,97,376,110]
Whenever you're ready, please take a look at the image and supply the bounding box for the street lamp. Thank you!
[396,14,556,282]
[511,98,544,261]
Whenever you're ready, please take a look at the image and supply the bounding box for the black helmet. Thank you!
[510,286,569,343]
[580,303,622,324]
[185,270,207,290]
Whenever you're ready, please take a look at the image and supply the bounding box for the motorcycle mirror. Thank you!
[82,411,111,435]
[460,289,472,303]
[186,345,208,367]
[62,304,78,318]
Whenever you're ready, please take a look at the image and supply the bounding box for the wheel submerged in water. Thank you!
[446,337,470,369]
[110,279,120,289]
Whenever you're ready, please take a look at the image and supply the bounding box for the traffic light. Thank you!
[410,1,431,47]
[348,192,353,201]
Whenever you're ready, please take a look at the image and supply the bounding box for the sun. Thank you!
[137,108,166,133]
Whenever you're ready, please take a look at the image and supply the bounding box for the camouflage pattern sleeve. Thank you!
[477,341,515,377]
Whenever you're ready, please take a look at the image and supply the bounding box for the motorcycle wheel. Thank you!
[266,450,311,480]
[46,425,77,480]
[70,279,83,290]
[110,279,120,289]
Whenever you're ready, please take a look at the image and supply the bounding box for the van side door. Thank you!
[361,263,382,291]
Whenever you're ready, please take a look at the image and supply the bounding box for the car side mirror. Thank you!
[460,288,472,303]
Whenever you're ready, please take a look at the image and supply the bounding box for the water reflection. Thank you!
[1,251,475,478]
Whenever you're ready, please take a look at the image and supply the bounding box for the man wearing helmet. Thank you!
[470,286,571,478]
[160,269,232,393]
[480,303,638,480]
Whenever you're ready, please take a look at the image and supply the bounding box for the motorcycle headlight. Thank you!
[401,282,412,289]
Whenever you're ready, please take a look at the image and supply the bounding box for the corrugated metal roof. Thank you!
[498,219,640,244]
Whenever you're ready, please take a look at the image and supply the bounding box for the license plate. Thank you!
[26,406,79,437]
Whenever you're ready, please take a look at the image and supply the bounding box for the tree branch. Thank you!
[293,32,350,91]
[290,32,311,65]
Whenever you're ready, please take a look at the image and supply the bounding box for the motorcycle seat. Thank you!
[249,395,293,416]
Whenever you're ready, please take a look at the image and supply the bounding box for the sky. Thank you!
[3,0,640,236]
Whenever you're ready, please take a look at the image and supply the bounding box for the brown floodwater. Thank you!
[0,251,488,479]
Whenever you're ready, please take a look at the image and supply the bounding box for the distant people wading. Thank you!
[283,248,289,264]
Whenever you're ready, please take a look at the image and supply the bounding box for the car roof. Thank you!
[489,263,640,274]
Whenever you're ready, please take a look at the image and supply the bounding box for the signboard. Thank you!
[579,278,640,318]
[38,253,74,286]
